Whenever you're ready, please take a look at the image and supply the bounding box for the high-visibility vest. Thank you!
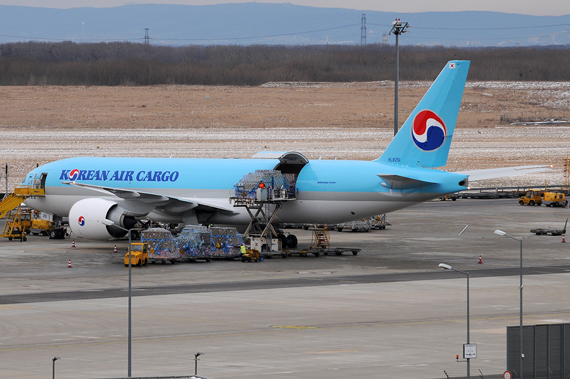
[240,245,246,254]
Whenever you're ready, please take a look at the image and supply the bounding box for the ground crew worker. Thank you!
[240,244,247,258]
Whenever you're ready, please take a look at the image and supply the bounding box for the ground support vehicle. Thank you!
[125,242,149,267]
[336,219,371,232]
[264,246,360,258]
[28,210,68,238]
[1,206,31,241]
[322,247,360,256]
[543,192,567,207]
[371,214,389,230]
[530,219,568,236]
[519,190,543,206]
[241,248,260,262]
[231,169,298,252]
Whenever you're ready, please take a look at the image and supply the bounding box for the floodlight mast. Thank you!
[389,19,410,136]
[104,219,133,377]
[494,230,524,379]
[439,263,471,379]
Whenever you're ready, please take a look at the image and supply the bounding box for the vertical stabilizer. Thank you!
[376,60,470,168]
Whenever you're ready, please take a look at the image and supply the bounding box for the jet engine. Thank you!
[68,198,137,240]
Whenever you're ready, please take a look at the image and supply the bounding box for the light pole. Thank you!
[102,219,132,377]
[194,352,204,376]
[52,357,60,379]
[494,229,524,379]
[389,19,410,136]
[439,263,472,379]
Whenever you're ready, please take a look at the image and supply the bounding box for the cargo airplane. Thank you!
[22,61,546,242]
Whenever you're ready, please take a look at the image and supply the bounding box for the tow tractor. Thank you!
[124,242,149,267]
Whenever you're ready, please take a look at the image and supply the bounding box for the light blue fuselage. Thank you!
[24,156,466,225]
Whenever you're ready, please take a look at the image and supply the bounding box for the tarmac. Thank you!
[1,198,570,379]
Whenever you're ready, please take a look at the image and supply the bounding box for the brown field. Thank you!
[1,81,570,190]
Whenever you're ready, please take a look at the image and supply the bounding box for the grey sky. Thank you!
[2,0,569,16]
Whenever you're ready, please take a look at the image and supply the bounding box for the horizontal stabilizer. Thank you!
[458,165,551,182]
[377,174,435,189]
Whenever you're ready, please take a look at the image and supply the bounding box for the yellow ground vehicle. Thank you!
[124,242,149,267]
[1,206,32,241]
[241,248,260,262]
[543,192,566,207]
[519,190,543,206]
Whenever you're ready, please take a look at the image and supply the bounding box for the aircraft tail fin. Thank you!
[376,60,470,168]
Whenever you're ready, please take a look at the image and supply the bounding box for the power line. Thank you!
[0,23,360,44]
[156,23,360,42]
[0,33,141,42]
[368,22,570,31]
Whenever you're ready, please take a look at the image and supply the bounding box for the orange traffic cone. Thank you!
[68,259,72,268]
[114,245,117,253]
[478,255,483,264]
[71,239,76,248]
[563,235,566,243]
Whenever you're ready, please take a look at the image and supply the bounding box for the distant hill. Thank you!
[0,3,569,47]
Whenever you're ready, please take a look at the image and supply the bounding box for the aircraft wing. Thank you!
[62,181,237,215]
[458,165,551,182]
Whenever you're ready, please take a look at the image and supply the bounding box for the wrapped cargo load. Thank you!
[176,225,213,261]
[210,226,244,258]
[233,170,292,200]
[141,228,180,261]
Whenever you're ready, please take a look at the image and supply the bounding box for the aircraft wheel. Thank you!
[278,234,288,248]
[286,235,298,248]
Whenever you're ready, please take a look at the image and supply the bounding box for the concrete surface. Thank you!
[1,198,570,379]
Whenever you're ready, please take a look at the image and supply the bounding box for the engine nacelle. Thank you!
[68,198,137,240]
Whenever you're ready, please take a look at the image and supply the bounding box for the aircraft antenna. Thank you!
[361,14,366,45]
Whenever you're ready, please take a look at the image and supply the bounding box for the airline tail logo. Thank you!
[411,110,447,151]
[78,216,85,226]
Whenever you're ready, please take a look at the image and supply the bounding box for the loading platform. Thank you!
[0,186,44,220]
